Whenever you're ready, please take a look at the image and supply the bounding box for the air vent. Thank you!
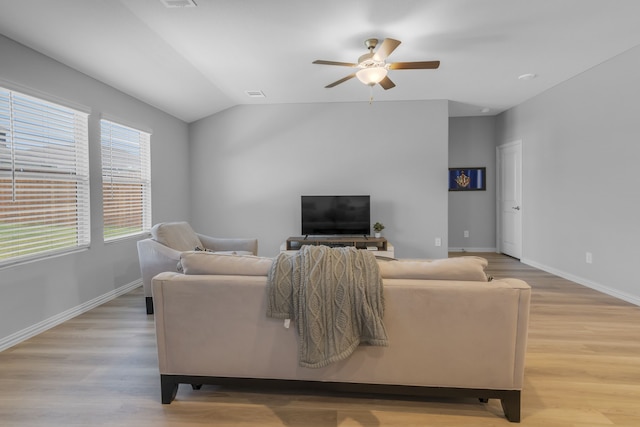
[160,0,197,8]
[245,90,266,98]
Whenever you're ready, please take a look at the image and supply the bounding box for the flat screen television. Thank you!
[301,195,370,236]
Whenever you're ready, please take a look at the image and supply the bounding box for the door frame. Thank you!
[496,140,523,257]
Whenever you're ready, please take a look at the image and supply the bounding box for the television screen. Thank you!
[301,195,370,236]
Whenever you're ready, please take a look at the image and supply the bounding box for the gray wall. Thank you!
[496,45,640,304]
[189,101,450,259]
[448,116,497,251]
[5,19,639,349]
[0,35,190,344]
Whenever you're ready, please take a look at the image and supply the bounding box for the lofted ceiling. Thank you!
[1,0,640,123]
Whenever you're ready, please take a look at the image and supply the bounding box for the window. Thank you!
[0,87,90,265]
[100,119,151,241]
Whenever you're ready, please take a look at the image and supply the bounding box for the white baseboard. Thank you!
[521,258,640,307]
[449,247,497,253]
[0,279,142,352]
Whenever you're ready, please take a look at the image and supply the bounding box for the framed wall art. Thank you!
[448,167,486,191]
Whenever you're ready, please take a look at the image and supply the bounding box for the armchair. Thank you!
[137,221,258,314]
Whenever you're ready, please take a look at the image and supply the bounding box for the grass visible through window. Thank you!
[0,223,79,261]
[103,225,143,240]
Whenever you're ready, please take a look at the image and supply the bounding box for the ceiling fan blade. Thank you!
[313,60,357,67]
[388,60,441,70]
[379,76,396,90]
[374,38,401,61]
[325,73,356,88]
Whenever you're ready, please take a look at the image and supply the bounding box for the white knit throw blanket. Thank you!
[266,245,388,368]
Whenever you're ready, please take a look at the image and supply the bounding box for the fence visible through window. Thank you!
[0,87,90,264]
[100,119,151,241]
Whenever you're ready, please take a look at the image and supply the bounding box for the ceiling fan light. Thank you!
[356,67,388,86]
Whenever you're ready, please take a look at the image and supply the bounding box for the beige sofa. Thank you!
[137,221,258,313]
[152,253,530,422]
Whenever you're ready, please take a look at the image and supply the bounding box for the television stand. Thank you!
[284,236,393,258]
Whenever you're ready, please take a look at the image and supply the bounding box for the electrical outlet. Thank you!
[464,230,469,238]
[586,252,593,264]
[435,237,442,247]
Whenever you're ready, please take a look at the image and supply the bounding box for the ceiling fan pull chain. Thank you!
[369,85,374,105]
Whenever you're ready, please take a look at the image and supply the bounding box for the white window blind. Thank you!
[0,87,90,265]
[100,119,151,241]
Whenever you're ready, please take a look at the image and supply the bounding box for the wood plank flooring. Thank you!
[1,253,639,426]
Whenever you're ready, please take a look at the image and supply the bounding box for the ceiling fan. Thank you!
[313,38,440,90]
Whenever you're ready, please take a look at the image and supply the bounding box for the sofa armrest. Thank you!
[197,234,258,255]
[137,238,182,299]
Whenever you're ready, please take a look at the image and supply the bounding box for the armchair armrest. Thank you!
[197,234,258,255]
[137,238,182,305]
[137,231,259,314]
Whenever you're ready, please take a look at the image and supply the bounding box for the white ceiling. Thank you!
[1,0,640,123]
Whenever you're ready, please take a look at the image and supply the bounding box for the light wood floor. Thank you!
[1,253,639,426]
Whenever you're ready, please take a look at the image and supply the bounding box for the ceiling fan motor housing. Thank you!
[358,52,387,69]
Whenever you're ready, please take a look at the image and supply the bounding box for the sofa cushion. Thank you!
[180,252,273,276]
[212,250,255,256]
[377,256,489,281]
[151,222,203,252]
[194,246,254,256]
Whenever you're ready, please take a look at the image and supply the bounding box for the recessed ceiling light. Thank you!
[160,0,197,8]
[245,90,266,98]
[518,73,537,81]
[481,107,491,113]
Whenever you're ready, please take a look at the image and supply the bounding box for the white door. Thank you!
[497,141,522,259]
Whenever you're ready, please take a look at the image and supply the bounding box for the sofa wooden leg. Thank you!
[500,391,521,422]
[146,297,154,315]
[161,375,178,404]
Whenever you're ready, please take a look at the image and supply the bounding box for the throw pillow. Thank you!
[180,252,273,276]
[377,256,489,282]
[151,221,202,251]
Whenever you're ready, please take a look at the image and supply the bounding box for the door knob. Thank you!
[512,206,520,210]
